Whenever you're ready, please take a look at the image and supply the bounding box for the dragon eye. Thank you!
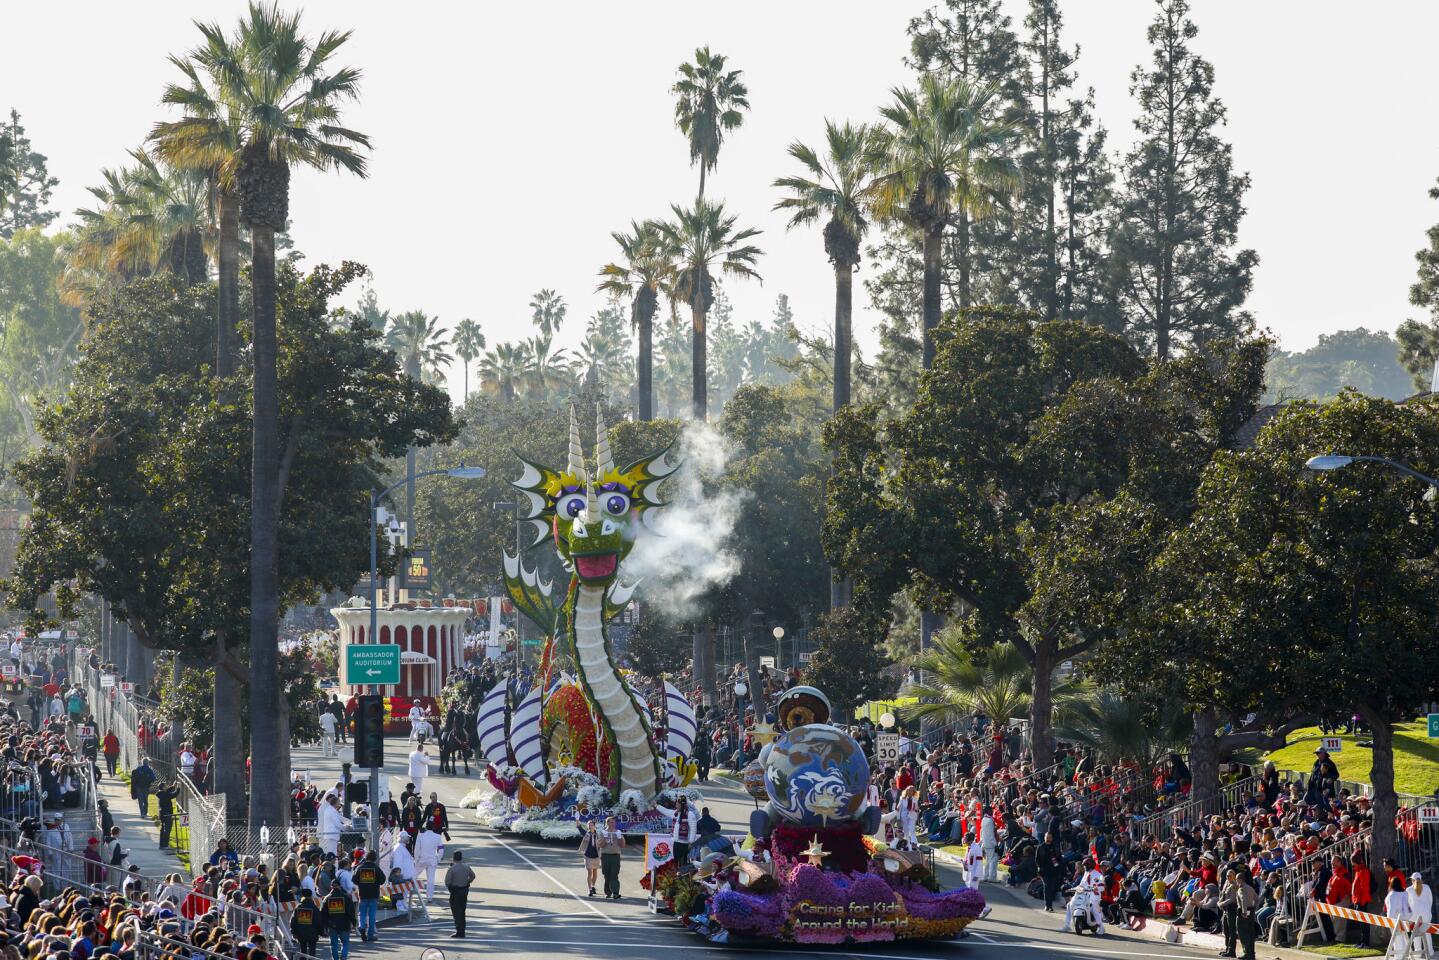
[604,493,630,517]
[556,493,586,520]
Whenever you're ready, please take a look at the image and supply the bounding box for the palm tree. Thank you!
[156,3,369,833]
[657,198,763,420]
[598,220,672,420]
[1053,691,1191,768]
[869,75,1021,368]
[452,318,484,402]
[672,47,749,198]
[71,149,210,288]
[528,288,567,338]
[900,631,1082,764]
[478,342,524,401]
[387,310,451,519]
[773,120,874,413]
[517,333,573,403]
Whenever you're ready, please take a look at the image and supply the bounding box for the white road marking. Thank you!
[489,836,616,924]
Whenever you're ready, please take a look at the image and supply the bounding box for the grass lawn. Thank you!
[1302,945,1382,958]
[1263,723,1439,797]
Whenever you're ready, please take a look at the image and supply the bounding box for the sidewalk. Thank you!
[95,768,184,877]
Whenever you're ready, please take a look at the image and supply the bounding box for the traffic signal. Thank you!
[355,695,385,767]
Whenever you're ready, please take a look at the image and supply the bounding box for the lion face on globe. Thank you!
[762,723,870,827]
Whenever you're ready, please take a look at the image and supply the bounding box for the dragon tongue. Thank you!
[575,554,617,579]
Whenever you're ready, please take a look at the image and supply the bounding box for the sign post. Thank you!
[1320,737,1343,753]
[1428,714,1439,739]
[875,732,901,767]
[344,644,402,687]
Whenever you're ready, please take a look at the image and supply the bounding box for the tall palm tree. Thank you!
[158,3,369,832]
[452,318,484,402]
[528,288,566,338]
[478,342,524,401]
[773,120,874,413]
[598,220,672,420]
[517,332,573,403]
[1053,690,1191,768]
[387,310,451,520]
[869,75,1021,368]
[657,198,763,420]
[672,47,749,199]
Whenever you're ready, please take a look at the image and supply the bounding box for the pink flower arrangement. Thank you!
[712,889,786,939]
[900,884,986,920]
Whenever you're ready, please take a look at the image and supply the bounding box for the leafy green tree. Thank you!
[452,318,485,402]
[1396,179,1439,388]
[869,76,1021,368]
[1110,0,1256,360]
[0,230,84,449]
[657,198,763,420]
[6,265,456,818]
[802,607,896,723]
[774,121,873,413]
[599,221,673,421]
[579,305,633,407]
[1266,329,1413,402]
[625,614,690,686]
[0,111,59,237]
[1123,393,1439,872]
[671,47,749,199]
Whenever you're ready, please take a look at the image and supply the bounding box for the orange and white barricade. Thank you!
[1299,899,1437,953]
[380,879,428,922]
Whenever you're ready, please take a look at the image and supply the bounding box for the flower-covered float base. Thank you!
[664,823,985,946]
[470,764,700,841]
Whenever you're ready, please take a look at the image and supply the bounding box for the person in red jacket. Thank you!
[1327,856,1353,941]
[101,730,120,777]
[1349,852,1372,947]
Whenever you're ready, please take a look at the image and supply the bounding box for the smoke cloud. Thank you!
[624,422,746,621]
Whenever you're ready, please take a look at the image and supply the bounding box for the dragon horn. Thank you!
[595,404,614,480]
[567,404,585,481]
[585,474,599,519]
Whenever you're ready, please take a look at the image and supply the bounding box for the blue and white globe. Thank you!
[762,723,871,826]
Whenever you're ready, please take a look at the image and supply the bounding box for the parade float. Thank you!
[646,686,986,945]
[468,406,701,839]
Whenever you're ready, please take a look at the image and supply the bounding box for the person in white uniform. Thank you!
[408,704,432,743]
[1386,875,1414,960]
[317,794,347,856]
[318,710,337,758]
[413,823,445,902]
[897,787,920,847]
[1061,858,1106,934]
[980,807,999,881]
[964,834,984,890]
[1410,873,1434,958]
[390,832,417,881]
[408,744,430,797]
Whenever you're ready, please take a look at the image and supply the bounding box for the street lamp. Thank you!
[365,462,484,859]
[1305,455,1439,489]
[772,626,784,671]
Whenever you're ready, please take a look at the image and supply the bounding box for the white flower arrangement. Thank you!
[575,784,611,810]
[457,786,489,809]
[540,822,582,840]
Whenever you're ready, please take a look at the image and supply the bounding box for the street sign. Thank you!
[760,656,776,668]
[1,665,16,678]
[1321,737,1343,752]
[875,732,901,767]
[345,644,402,686]
[119,682,134,694]
[799,651,814,663]
[77,725,94,739]
[1421,806,1439,825]
[100,674,116,689]
[1429,714,1439,738]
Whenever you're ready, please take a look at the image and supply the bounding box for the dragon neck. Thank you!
[569,580,659,797]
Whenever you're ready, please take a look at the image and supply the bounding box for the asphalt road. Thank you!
[290,736,1218,960]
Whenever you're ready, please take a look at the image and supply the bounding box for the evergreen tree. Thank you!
[1110,0,1257,360]
[708,290,746,410]
[1005,0,1118,326]
[0,111,59,238]
[1396,178,1439,388]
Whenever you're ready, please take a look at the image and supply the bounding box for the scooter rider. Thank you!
[1061,857,1106,935]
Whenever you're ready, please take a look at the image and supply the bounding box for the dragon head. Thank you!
[510,404,678,588]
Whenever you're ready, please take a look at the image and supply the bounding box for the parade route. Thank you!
[288,735,1225,960]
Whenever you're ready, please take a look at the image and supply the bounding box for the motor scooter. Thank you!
[1068,888,1101,935]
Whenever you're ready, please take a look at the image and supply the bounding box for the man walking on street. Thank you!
[415,823,445,901]
[130,756,156,817]
[329,695,346,744]
[290,888,321,960]
[598,816,626,900]
[322,878,355,960]
[352,851,383,943]
[319,709,337,758]
[408,741,430,797]
[445,850,475,939]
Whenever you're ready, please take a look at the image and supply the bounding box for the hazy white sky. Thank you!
[8,1,1439,399]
